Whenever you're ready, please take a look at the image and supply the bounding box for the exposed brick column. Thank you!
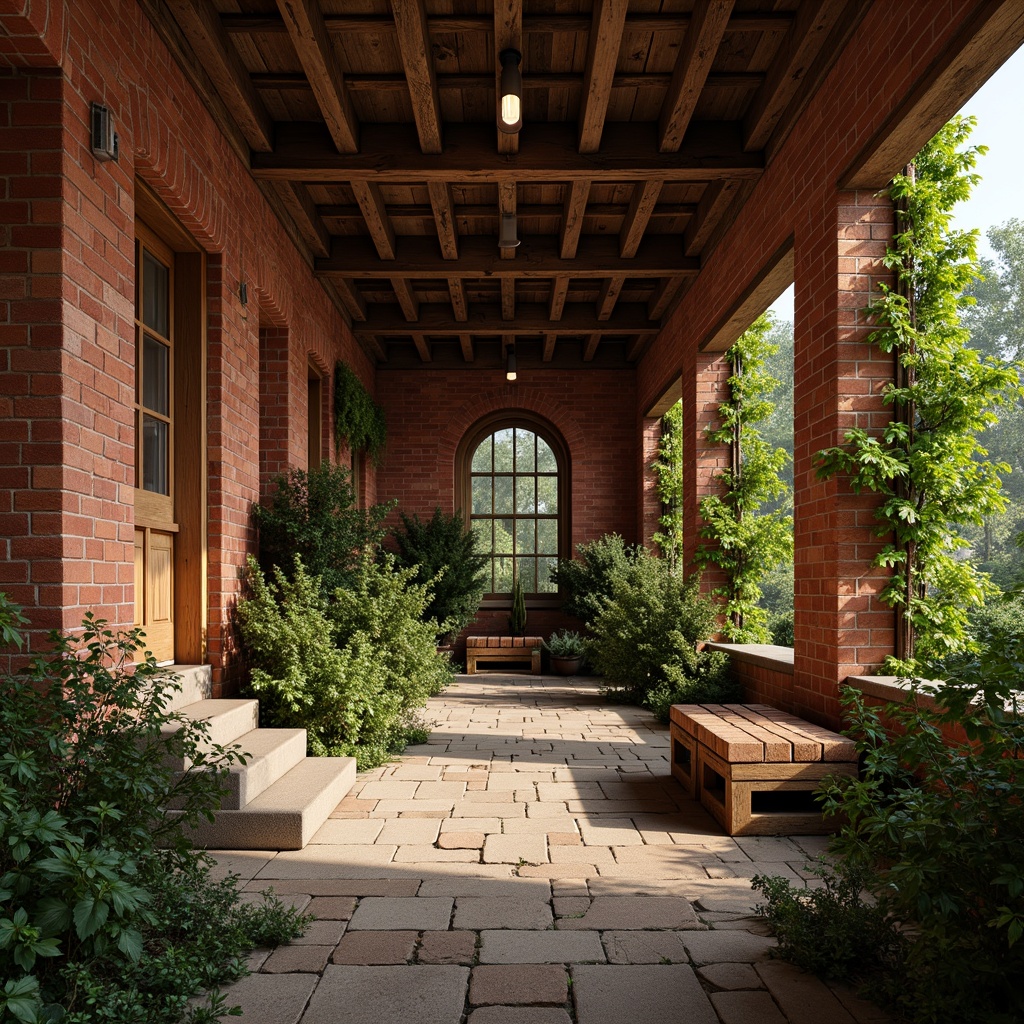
[792,189,896,727]
[681,348,730,600]
[258,326,291,493]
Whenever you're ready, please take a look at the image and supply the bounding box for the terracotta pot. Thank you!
[550,654,583,676]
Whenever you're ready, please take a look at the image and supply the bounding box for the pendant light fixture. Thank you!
[499,49,523,133]
[498,212,520,248]
[506,345,518,382]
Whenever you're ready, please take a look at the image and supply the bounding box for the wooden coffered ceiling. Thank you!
[147,0,869,369]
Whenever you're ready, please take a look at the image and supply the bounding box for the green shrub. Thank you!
[551,534,641,624]
[586,552,737,719]
[252,463,393,596]
[334,360,387,465]
[756,652,1024,1024]
[390,507,488,642]
[237,556,451,770]
[0,598,309,1024]
[545,629,586,658]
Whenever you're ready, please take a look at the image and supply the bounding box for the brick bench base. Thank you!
[669,703,858,836]
[465,636,542,675]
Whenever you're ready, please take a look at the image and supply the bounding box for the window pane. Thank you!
[537,518,558,555]
[515,519,536,555]
[472,476,492,515]
[516,557,537,593]
[143,414,168,494]
[537,437,557,472]
[142,249,169,337]
[494,556,514,593]
[494,428,514,472]
[143,334,169,415]
[472,520,492,553]
[537,475,558,514]
[472,437,492,473]
[538,557,558,593]
[515,476,536,514]
[515,428,535,471]
[494,475,513,515]
[495,519,514,554]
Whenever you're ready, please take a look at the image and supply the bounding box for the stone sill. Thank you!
[705,642,794,675]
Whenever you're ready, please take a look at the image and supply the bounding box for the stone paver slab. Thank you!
[308,819,384,844]
[502,816,577,834]
[454,802,526,818]
[470,964,569,1006]
[578,819,644,846]
[483,834,548,864]
[600,930,690,965]
[259,943,331,973]
[419,878,550,899]
[710,990,788,1024]
[683,931,776,966]
[416,781,468,800]
[302,965,469,1024]
[330,931,419,964]
[467,1010,572,1024]
[306,896,357,920]
[417,930,478,965]
[348,896,454,931]
[571,964,718,1024]
[479,930,605,964]
[254,845,396,879]
[440,817,502,833]
[697,963,764,990]
[289,918,345,945]
[557,896,700,930]
[454,897,554,930]
[215,972,316,1024]
[393,845,482,862]
[755,962,858,1024]
[376,818,441,844]
[438,831,486,849]
[358,780,420,799]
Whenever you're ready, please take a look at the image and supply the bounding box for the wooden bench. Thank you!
[669,703,858,836]
[465,636,542,675]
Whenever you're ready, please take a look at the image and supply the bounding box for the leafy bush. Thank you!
[0,598,310,1024]
[586,551,737,719]
[390,507,488,642]
[334,360,387,465]
[551,534,641,624]
[545,629,586,658]
[756,650,1024,1024]
[252,463,393,596]
[759,563,795,646]
[237,556,451,770]
[752,869,901,983]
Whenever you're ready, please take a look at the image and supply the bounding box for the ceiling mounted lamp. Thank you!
[499,48,523,133]
[498,212,520,249]
[506,345,518,382]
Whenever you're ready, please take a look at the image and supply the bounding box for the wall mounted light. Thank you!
[506,346,517,382]
[498,212,520,249]
[499,49,523,133]
[239,281,249,306]
[90,103,119,162]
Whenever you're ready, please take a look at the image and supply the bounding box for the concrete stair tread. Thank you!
[154,665,212,715]
[182,756,357,850]
[218,728,309,810]
[161,698,260,749]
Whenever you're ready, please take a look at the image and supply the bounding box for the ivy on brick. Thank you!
[651,400,683,571]
[334,360,387,465]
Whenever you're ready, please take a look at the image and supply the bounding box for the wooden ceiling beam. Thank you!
[459,334,474,361]
[743,0,847,151]
[448,278,468,321]
[578,0,630,153]
[499,180,517,262]
[583,334,601,361]
[596,277,625,321]
[502,277,515,321]
[619,179,663,258]
[427,181,459,259]
[549,277,569,321]
[222,11,796,36]
[658,0,735,153]
[626,336,649,362]
[350,181,395,259]
[412,336,432,362]
[272,181,329,257]
[276,0,358,153]
[352,302,658,336]
[683,179,740,256]
[165,0,274,151]
[390,0,443,154]
[332,278,368,322]
[494,0,523,155]
[543,333,557,362]
[253,122,763,183]
[316,234,698,279]
[318,201,699,222]
[560,179,590,260]
[647,275,685,320]
[392,278,420,321]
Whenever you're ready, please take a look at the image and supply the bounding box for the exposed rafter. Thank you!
[390,0,443,154]
[427,182,459,259]
[577,0,630,154]
[350,181,395,260]
[619,180,664,258]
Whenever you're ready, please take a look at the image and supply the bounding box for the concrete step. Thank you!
[151,664,212,715]
[217,727,308,810]
[161,698,260,754]
[179,755,357,850]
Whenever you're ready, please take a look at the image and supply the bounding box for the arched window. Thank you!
[457,414,569,599]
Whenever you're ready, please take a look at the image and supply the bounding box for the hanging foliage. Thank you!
[694,312,793,642]
[815,116,1022,672]
[334,360,387,465]
[651,401,683,570]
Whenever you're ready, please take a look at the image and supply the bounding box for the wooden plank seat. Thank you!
[669,703,858,836]
[465,636,543,675]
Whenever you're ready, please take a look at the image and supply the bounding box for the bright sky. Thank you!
[769,43,1024,322]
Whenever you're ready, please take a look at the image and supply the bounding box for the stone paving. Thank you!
[214,673,891,1024]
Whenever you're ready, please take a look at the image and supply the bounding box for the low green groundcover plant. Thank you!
[0,596,310,1024]
[237,555,451,770]
[752,644,1024,1024]
[585,548,738,719]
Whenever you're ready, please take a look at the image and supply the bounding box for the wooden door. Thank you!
[133,225,177,662]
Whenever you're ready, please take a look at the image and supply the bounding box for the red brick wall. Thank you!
[0,0,372,688]
[638,415,662,549]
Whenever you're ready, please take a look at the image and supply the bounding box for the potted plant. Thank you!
[546,628,586,675]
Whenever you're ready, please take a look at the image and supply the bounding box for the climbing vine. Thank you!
[651,400,683,570]
[816,117,1022,672]
[334,360,387,465]
[694,313,793,642]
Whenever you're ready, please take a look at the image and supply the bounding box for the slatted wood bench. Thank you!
[465,636,542,675]
[669,703,858,836]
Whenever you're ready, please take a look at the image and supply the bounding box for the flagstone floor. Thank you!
[213,672,890,1024]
